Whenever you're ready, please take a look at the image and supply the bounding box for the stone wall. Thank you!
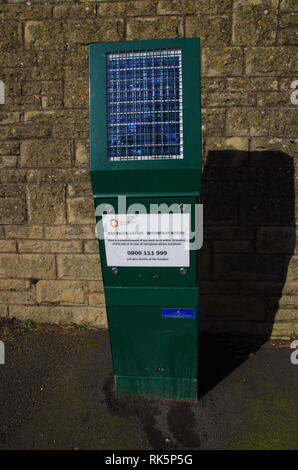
[0,0,297,338]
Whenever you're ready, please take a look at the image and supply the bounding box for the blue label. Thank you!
[162,308,196,319]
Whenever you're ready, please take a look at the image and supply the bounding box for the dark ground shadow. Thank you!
[198,149,296,396]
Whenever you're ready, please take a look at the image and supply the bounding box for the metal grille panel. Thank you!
[106,49,183,161]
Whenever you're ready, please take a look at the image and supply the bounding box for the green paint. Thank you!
[89,38,201,399]
[89,38,201,196]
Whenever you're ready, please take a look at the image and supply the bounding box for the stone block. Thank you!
[280,0,298,11]
[97,2,126,16]
[5,225,43,239]
[24,21,65,50]
[24,109,89,140]
[257,227,296,253]
[64,67,88,108]
[232,0,278,45]
[0,254,55,279]
[271,109,298,137]
[66,198,95,224]
[203,197,238,224]
[273,308,298,321]
[0,112,20,124]
[256,91,292,106]
[99,1,155,16]
[0,155,18,167]
[203,92,254,107]
[0,141,20,155]
[88,292,105,306]
[18,240,82,253]
[20,140,72,167]
[57,254,100,280]
[200,294,265,319]
[126,17,183,40]
[226,108,269,136]
[22,81,64,110]
[26,167,87,185]
[84,240,99,253]
[282,281,298,295]
[0,171,26,184]
[0,288,35,305]
[204,137,249,152]
[10,304,73,324]
[279,13,298,44]
[71,306,107,328]
[66,19,124,43]
[126,1,156,16]
[0,240,16,252]
[88,280,103,293]
[75,141,89,166]
[0,279,30,290]
[157,0,232,14]
[202,108,226,135]
[0,197,26,224]
[0,305,8,316]
[0,4,52,20]
[214,254,282,280]
[44,225,95,240]
[28,183,66,224]
[0,125,50,140]
[285,256,298,280]
[240,282,284,295]
[226,77,278,91]
[246,47,297,75]
[204,226,255,240]
[202,46,244,76]
[53,4,96,18]
[67,180,92,198]
[36,280,85,304]
[0,20,21,51]
[270,321,295,338]
[200,281,238,294]
[213,240,254,252]
[186,15,231,45]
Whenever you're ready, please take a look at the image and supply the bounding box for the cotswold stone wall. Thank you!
[0,0,297,337]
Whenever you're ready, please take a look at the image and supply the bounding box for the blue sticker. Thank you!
[162,308,196,319]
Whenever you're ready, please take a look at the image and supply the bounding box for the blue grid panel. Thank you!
[106,49,183,161]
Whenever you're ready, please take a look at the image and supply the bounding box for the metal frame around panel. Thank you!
[89,38,201,196]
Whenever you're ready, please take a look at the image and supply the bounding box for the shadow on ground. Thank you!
[198,149,296,396]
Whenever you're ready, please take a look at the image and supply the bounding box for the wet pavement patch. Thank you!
[167,403,201,449]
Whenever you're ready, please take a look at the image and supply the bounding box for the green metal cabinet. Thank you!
[89,38,202,399]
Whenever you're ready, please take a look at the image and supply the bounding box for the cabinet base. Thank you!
[114,375,198,400]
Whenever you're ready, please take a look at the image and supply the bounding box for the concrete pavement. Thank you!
[0,319,297,450]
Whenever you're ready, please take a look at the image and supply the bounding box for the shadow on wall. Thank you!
[198,149,295,396]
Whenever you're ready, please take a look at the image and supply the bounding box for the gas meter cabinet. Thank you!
[89,38,202,399]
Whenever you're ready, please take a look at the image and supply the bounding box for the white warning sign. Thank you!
[103,213,190,267]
